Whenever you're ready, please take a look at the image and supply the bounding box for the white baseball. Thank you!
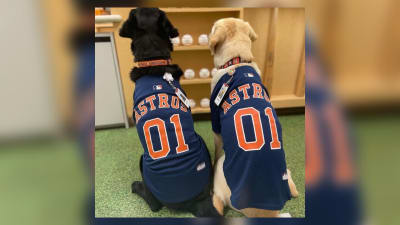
[199,68,210,78]
[184,69,195,79]
[181,34,193,46]
[200,98,210,108]
[170,36,180,46]
[189,99,196,108]
[211,68,218,77]
[198,34,208,45]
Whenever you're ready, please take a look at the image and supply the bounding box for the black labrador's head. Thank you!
[119,8,179,62]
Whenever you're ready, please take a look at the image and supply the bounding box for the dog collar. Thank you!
[137,59,172,68]
[218,57,251,69]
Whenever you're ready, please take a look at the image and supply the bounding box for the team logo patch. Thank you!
[245,73,254,77]
[153,84,163,90]
[282,172,288,180]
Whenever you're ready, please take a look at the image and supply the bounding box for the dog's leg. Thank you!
[235,169,298,217]
[212,154,232,216]
[133,155,163,212]
[212,194,225,216]
[210,135,226,215]
[132,181,163,212]
[213,133,224,166]
[287,169,299,198]
[188,195,222,217]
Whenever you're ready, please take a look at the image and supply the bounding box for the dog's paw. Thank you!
[131,181,144,194]
[212,195,225,216]
[191,195,223,217]
[131,181,163,212]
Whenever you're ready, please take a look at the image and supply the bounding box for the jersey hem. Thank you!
[231,201,287,211]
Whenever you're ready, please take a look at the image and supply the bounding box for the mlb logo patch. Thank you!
[245,73,254,77]
[153,84,163,90]
[197,162,206,171]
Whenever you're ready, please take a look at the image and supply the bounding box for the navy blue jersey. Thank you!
[133,75,211,204]
[210,66,291,210]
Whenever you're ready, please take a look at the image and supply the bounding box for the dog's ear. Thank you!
[119,9,137,38]
[158,10,179,38]
[245,22,258,42]
[209,23,226,55]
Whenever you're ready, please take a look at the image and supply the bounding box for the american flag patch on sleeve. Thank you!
[153,85,163,90]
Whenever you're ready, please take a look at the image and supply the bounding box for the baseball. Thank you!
[199,68,210,78]
[211,68,218,77]
[198,34,208,45]
[189,99,196,108]
[184,69,195,79]
[170,36,180,46]
[181,34,193,46]
[200,98,210,108]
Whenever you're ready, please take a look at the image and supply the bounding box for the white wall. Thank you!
[0,1,60,140]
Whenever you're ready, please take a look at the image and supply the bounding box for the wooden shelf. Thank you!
[180,78,212,85]
[191,107,210,114]
[95,15,121,32]
[95,23,114,28]
[174,45,210,51]
[270,95,305,109]
[162,8,242,13]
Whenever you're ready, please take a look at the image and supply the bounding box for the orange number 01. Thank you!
[143,114,189,159]
[233,107,281,151]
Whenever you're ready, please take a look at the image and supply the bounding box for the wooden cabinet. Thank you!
[244,8,305,108]
[109,7,305,121]
[165,8,244,114]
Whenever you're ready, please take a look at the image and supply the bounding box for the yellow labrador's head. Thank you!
[208,18,258,67]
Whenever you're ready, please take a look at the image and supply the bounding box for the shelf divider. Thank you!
[174,45,210,51]
[180,78,212,85]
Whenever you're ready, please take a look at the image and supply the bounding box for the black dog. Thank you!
[119,8,219,217]
[119,7,183,82]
